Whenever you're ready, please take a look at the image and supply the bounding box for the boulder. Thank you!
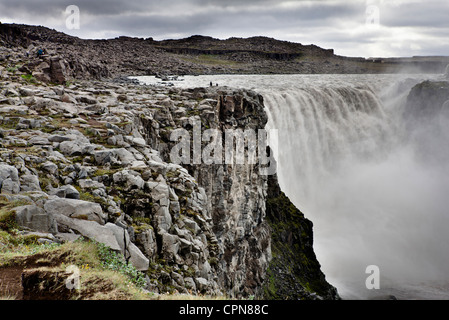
[54,213,121,251]
[44,198,106,225]
[41,161,58,175]
[59,140,95,156]
[93,148,136,166]
[48,185,80,199]
[19,174,41,192]
[0,164,20,194]
[112,170,145,190]
[1,178,20,194]
[14,205,58,234]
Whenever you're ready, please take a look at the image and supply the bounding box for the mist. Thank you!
[264,73,449,299]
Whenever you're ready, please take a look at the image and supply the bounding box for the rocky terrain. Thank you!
[3,22,446,84]
[0,52,338,300]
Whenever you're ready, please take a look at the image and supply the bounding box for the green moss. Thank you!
[20,74,37,84]
[263,177,339,300]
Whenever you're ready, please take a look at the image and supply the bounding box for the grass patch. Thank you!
[20,74,37,84]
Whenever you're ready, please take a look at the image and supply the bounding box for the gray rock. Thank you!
[128,242,150,271]
[28,135,50,146]
[135,227,157,261]
[19,174,41,192]
[183,218,200,235]
[78,179,105,189]
[44,198,106,225]
[112,170,145,190]
[1,178,20,194]
[55,232,81,243]
[14,205,58,234]
[184,277,196,291]
[49,185,80,199]
[18,87,35,97]
[0,164,19,193]
[105,223,149,271]
[41,161,58,175]
[94,148,136,166]
[59,140,95,156]
[148,181,170,202]
[155,206,172,232]
[161,232,180,262]
[48,135,72,143]
[54,213,121,251]
[195,277,209,292]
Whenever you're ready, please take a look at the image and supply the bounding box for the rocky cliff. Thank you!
[0,62,338,299]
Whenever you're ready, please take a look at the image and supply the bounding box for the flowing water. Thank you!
[133,73,449,299]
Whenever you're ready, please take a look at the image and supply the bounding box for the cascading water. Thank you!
[262,76,449,299]
[134,73,449,299]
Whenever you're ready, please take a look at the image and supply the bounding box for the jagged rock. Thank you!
[1,178,20,194]
[134,227,157,261]
[161,231,180,262]
[105,223,150,271]
[44,198,106,225]
[14,205,58,234]
[78,179,105,190]
[55,232,81,243]
[154,206,172,232]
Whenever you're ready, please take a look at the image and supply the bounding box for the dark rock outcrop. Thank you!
[405,80,449,121]
[404,80,449,164]
[264,174,339,300]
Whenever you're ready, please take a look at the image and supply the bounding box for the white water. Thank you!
[133,74,449,299]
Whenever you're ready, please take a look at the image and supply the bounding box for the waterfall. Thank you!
[262,77,449,299]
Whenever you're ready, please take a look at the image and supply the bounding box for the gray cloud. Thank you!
[0,0,447,57]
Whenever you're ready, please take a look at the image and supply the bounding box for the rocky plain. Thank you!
[0,23,347,300]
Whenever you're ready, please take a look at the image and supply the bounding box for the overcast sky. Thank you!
[1,0,448,58]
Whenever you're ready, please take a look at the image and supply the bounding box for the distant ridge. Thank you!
[1,23,448,80]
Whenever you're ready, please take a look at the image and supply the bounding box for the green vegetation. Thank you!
[20,74,37,84]
[263,180,338,300]
[96,241,147,288]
